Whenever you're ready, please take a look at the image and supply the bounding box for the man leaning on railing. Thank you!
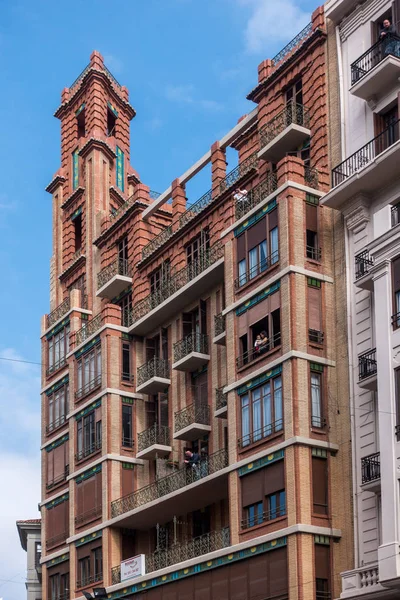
[380,18,399,56]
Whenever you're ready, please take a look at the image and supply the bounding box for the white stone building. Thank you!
[324,0,400,597]
[17,519,42,600]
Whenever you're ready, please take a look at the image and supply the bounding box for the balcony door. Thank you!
[192,371,208,409]
[146,393,169,429]
[182,300,207,339]
[146,329,168,362]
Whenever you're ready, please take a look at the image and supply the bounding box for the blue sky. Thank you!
[0,0,318,597]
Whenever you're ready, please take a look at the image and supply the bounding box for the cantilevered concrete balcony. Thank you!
[361,452,380,493]
[127,243,224,336]
[322,121,400,210]
[174,403,211,441]
[354,251,374,291]
[96,258,132,299]
[136,424,171,460]
[213,313,226,345]
[358,349,377,391]
[258,103,310,163]
[350,35,400,101]
[215,387,227,418]
[136,357,170,395]
[172,333,210,372]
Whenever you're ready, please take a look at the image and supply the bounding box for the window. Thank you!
[46,499,69,550]
[240,376,283,448]
[48,324,70,375]
[47,438,69,490]
[186,229,210,274]
[107,108,116,137]
[306,201,320,261]
[145,393,169,429]
[35,542,41,567]
[117,235,129,273]
[236,213,278,288]
[286,78,303,106]
[47,383,69,433]
[241,460,286,529]
[312,454,328,515]
[93,547,103,580]
[121,341,132,382]
[72,149,79,190]
[315,543,331,600]
[392,256,400,328]
[48,571,69,600]
[78,557,91,588]
[395,368,400,440]
[73,214,82,252]
[116,146,124,191]
[76,410,101,461]
[76,344,102,400]
[117,293,132,328]
[122,404,133,447]
[150,261,170,307]
[77,109,85,138]
[75,472,102,528]
[76,541,103,588]
[311,365,324,428]
[375,104,399,152]
[308,281,323,344]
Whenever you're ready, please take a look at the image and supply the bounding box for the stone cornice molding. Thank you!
[343,195,370,232]
[78,137,116,161]
[45,174,66,195]
[60,186,85,211]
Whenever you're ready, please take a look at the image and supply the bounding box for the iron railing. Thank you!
[76,572,103,590]
[236,332,281,368]
[46,531,68,550]
[46,356,67,377]
[311,416,327,429]
[142,225,173,260]
[306,246,321,261]
[47,298,70,328]
[75,504,102,526]
[76,313,102,346]
[361,452,380,484]
[219,151,258,195]
[355,250,373,280]
[145,527,230,574]
[391,203,400,227]
[216,387,227,411]
[111,448,228,518]
[304,166,320,189]
[235,251,279,289]
[271,22,313,66]
[259,102,310,150]
[234,171,278,220]
[51,593,69,600]
[241,503,286,529]
[174,403,210,433]
[137,357,170,387]
[149,190,161,199]
[75,438,102,462]
[111,565,121,585]
[214,313,226,337]
[316,592,332,600]
[128,243,224,326]
[137,423,170,453]
[46,466,70,490]
[75,373,102,400]
[97,258,132,290]
[122,436,134,448]
[174,332,209,362]
[239,419,283,448]
[358,349,377,380]
[392,311,400,330]
[179,189,213,229]
[332,119,400,187]
[109,195,135,222]
[351,33,400,84]
[46,414,68,434]
[309,329,324,344]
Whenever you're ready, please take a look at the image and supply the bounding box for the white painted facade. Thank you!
[324,0,400,598]
[17,520,42,600]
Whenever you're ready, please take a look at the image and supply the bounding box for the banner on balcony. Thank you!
[121,554,146,581]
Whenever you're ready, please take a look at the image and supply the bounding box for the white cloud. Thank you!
[165,84,223,111]
[238,0,309,54]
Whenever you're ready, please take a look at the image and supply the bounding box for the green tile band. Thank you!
[238,449,284,477]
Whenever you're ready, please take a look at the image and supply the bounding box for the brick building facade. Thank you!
[40,6,353,599]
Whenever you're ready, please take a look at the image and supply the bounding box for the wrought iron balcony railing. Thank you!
[46,466,70,490]
[109,194,135,222]
[239,419,283,448]
[47,298,70,328]
[75,504,102,526]
[75,437,102,462]
[111,448,228,518]
[142,225,173,260]
[351,33,400,85]
[75,373,102,401]
[241,503,286,529]
[235,251,279,289]
[259,102,310,150]
[146,527,230,574]
[149,190,161,199]
[97,258,132,290]
[122,436,134,448]
[271,21,313,67]
[128,243,223,326]
[235,171,278,220]
[361,452,380,484]
[46,356,68,377]
[236,331,281,369]
[46,531,68,550]
[355,250,373,280]
[216,387,227,411]
[137,423,170,453]
[111,565,121,585]
[304,166,320,189]
[358,349,377,380]
[306,246,321,261]
[214,313,226,337]
[137,357,170,387]
[332,119,400,187]
[309,329,324,344]
[391,202,400,227]
[179,189,213,229]
[311,416,327,429]
[46,413,68,434]
[392,311,400,330]
[219,151,258,195]
[174,403,210,433]
[76,572,103,590]
[76,313,103,346]
[173,332,209,362]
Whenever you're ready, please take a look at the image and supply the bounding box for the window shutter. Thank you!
[264,460,285,496]
[306,204,318,232]
[122,467,135,497]
[270,289,281,312]
[237,312,248,338]
[47,451,54,486]
[237,234,246,262]
[248,217,267,249]
[308,285,322,331]
[315,544,330,579]
[268,208,278,230]
[241,469,264,507]
[247,297,269,326]
[312,457,328,515]
[268,546,288,597]
[53,445,65,482]
[76,482,84,518]
[392,256,400,293]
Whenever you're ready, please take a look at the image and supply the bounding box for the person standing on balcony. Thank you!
[380,18,398,55]
[184,449,200,468]
[233,188,248,204]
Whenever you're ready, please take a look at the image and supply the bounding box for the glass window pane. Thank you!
[241,395,250,445]
[311,372,322,425]
[249,247,258,279]
[260,240,268,271]
[274,376,283,430]
[252,396,261,441]
[262,383,271,436]
[238,259,247,286]
[270,227,279,263]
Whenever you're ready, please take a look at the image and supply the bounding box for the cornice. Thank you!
[343,195,370,233]
[60,186,85,211]
[78,137,116,161]
[93,201,148,248]
[45,175,66,195]
[58,254,86,282]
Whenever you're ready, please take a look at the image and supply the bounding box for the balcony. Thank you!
[75,373,102,401]
[111,448,228,522]
[213,313,226,345]
[323,120,400,210]
[236,332,281,370]
[76,313,103,346]
[174,403,211,441]
[127,243,224,336]
[75,438,102,462]
[358,349,377,390]
[350,34,400,101]
[136,357,170,395]
[238,418,283,449]
[136,423,171,459]
[219,151,258,195]
[235,251,279,290]
[76,572,103,590]
[46,298,70,328]
[96,258,132,299]
[215,387,227,418]
[75,504,102,527]
[361,452,380,492]
[241,502,286,529]
[46,466,69,491]
[258,103,310,163]
[308,329,324,345]
[230,172,277,221]
[355,250,374,290]
[173,332,210,372]
[341,564,382,599]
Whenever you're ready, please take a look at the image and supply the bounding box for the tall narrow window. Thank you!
[392,256,400,328]
[395,368,400,440]
[78,557,91,588]
[47,324,70,376]
[118,235,129,274]
[76,409,101,461]
[72,148,79,190]
[308,281,323,344]
[107,108,116,137]
[240,376,283,448]
[77,109,85,139]
[315,543,331,600]
[310,366,324,428]
[74,214,82,252]
[122,341,132,382]
[116,146,124,191]
[75,344,102,400]
[312,452,328,515]
[92,547,103,581]
[306,201,319,261]
[122,404,133,447]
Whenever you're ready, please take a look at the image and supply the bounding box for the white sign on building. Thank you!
[121,554,146,582]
